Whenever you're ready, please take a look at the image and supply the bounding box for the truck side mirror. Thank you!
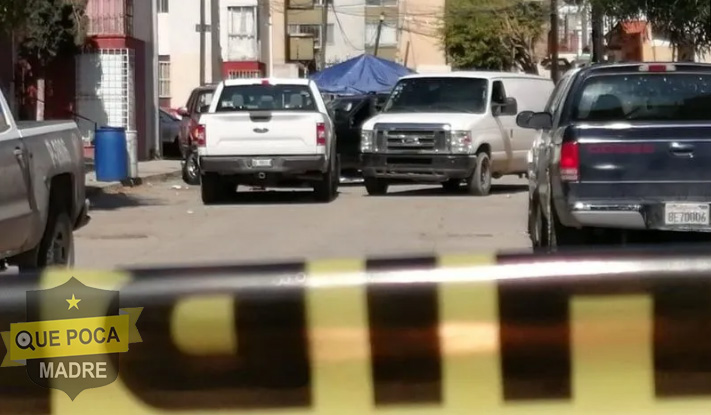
[516,111,553,130]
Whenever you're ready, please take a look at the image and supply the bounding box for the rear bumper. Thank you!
[568,201,711,232]
[361,154,475,182]
[200,155,328,175]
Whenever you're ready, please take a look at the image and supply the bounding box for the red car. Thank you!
[176,85,216,185]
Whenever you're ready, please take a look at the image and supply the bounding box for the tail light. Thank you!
[316,123,326,146]
[639,63,675,72]
[195,124,206,147]
[560,142,579,181]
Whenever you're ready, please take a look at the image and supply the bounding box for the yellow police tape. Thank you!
[2,253,711,414]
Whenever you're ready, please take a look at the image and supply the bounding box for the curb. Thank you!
[86,170,182,197]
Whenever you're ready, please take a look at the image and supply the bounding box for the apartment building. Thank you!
[157,0,274,108]
[79,0,158,161]
[283,0,447,71]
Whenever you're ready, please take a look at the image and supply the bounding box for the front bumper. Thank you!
[361,154,475,182]
[200,155,328,175]
[570,202,711,232]
[74,198,91,230]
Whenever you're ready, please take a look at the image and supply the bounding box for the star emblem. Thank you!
[66,294,81,310]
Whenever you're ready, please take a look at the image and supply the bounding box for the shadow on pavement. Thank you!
[212,189,331,205]
[379,184,528,197]
[88,188,166,211]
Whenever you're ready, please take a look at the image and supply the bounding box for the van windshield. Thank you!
[382,77,488,114]
[572,73,711,122]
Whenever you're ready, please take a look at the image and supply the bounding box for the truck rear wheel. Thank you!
[364,177,388,195]
[15,208,75,272]
[314,154,339,202]
[466,152,492,196]
[201,173,232,205]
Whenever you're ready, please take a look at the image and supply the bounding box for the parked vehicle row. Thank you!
[179,62,711,250]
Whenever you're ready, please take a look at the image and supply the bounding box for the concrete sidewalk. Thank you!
[86,159,182,196]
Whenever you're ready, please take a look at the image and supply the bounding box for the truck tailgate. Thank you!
[573,125,711,200]
[201,112,324,156]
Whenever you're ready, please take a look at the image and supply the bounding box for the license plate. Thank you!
[664,203,710,225]
[251,158,272,167]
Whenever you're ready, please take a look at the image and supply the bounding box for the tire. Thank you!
[364,177,388,195]
[442,179,461,192]
[466,152,492,196]
[15,209,75,273]
[314,153,339,202]
[182,150,200,185]
[528,196,548,251]
[201,173,232,205]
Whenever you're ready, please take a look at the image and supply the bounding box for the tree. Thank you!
[592,0,711,61]
[7,0,87,119]
[442,0,546,73]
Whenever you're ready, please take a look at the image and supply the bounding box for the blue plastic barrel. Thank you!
[94,127,128,182]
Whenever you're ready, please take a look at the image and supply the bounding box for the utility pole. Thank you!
[373,13,384,57]
[211,0,223,83]
[320,0,329,70]
[199,0,206,85]
[549,0,560,83]
[591,5,604,62]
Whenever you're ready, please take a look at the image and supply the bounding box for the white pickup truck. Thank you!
[0,88,89,271]
[196,78,338,204]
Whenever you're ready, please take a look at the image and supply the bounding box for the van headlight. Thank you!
[361,130,374,153]
[450,130,472,154]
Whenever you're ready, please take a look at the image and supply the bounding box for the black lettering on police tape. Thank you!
[119,263,312,410]
[366,257,442,405]
[496,263,711,401]
[0,277,50,415]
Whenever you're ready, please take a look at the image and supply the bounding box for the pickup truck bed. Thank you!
[0,93,89,271]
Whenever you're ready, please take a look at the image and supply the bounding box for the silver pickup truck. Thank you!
[0,89,89,271]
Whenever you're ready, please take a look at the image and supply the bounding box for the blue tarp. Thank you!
[310,54,415,95]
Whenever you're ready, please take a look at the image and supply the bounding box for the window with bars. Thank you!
[287,24,334,48]
[159,55,170,98]
[157,0,169,13]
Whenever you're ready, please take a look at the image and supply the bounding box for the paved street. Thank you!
[75,176,532,269]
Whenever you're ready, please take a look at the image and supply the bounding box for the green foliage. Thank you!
[442,0,546,73]
[0,0,26,34]
[0,0,87,68]
[592,0,711,57]
[20,0,87,68]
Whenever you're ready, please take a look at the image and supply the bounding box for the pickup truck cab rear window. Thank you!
[382,77,488,114]
[572,73,711,122]
[216,84,316,112]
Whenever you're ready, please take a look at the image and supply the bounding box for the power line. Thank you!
[332,7,364,50]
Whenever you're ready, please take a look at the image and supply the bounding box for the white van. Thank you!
[360,72,554,196]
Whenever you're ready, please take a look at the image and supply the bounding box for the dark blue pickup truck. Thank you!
[518,62,711,248]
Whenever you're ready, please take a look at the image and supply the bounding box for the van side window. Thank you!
[491,81,507,104]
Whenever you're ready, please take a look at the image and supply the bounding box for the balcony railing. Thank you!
[86,0,134,36]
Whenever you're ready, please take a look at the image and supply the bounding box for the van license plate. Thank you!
[252,159,272,168]
[664,203,710,225]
